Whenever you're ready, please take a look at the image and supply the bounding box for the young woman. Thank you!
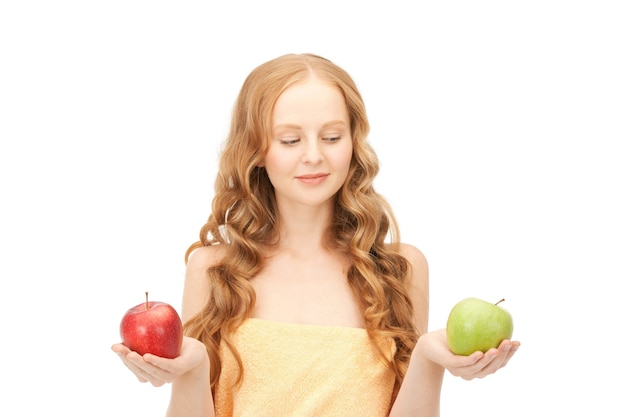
[112,53,520,417]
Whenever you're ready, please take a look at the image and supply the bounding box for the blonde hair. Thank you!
[184,53,418,398]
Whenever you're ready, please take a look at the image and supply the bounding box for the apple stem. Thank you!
[495,298,505,305]
[145,291,149,310]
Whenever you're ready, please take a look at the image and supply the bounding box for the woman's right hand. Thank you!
[111,336,209,387]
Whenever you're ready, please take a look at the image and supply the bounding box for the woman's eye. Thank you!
[323,136,341,143]
[279,137,300,145]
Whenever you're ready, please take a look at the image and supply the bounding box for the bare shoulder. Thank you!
[398,243,428,275]
[186,244,227,272]
[181,244,227,322]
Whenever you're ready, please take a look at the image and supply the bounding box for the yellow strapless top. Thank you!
[214,318,396,417]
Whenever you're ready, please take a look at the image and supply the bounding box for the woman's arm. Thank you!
[111,245,220,417]
[389,244,444,417]
[389,244,520,417]
[164,245,225,417]
[164,340,213,417]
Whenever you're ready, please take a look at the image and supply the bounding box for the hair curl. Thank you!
[183,53,419,399]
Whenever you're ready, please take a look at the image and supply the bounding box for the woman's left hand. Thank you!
[419,329,520,380]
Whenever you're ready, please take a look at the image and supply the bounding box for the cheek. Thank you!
[262,149,290,178]
[333,142,354,171]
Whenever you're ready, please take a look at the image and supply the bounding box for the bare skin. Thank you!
[112,76,520,417]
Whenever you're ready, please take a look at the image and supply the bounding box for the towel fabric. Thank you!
[214,318,396,417]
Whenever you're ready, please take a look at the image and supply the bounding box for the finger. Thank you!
[453,340,521,380]
[446,351,484,378]
[489,340,518,368]
[457,348,503,380]
[115,350,164,385]
[498,341,521,369]
[472,341,518,378]
[143,353,175,371]
[116,355,150,383]
[138,357,177,385]
[111,343,131,355]
[475,350,506,378]
[126,356,168,386]
[130,352,185,385]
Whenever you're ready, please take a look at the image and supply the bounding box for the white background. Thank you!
[1,1,624,415]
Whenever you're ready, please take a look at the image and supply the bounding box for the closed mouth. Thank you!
[296,173,329,179]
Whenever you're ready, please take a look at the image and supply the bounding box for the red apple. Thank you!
[120,292,183,358]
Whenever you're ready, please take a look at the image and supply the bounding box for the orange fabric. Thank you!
[214,318,396,417]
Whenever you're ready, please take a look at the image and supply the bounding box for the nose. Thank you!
[302,139,323,164]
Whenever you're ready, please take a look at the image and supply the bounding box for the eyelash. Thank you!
[324,136,341,143]
[279,136,342,145]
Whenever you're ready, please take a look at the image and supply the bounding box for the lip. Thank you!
[295,173,329,185]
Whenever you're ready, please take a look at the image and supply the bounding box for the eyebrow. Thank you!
[273,120,348,130]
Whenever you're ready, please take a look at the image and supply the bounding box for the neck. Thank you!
[275,201,334,253]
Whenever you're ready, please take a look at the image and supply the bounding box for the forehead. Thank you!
[272,77,349,127]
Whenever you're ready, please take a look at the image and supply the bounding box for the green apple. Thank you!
[446,297,514,356]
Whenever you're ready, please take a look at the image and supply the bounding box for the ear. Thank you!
[257,159,265,168]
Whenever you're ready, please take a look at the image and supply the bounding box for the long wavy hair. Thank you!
[183,53,419,399]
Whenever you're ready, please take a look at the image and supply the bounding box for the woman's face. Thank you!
[261,77,353,211]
